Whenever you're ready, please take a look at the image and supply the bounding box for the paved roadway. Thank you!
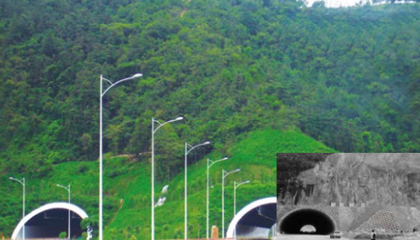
[277,234,351,240]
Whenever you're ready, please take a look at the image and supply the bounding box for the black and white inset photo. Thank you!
[277,153,420,240]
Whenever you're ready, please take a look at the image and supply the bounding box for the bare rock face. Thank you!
[289,153,420,206]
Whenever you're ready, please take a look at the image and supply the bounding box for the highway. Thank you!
[277,234,352,240]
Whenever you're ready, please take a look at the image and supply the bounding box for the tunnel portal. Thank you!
[226,197,277,239]
[279,208,335,235]
[12,202,88,240]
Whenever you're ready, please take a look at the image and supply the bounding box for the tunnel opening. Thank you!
[279,208,335,235]
[300,224,316,233]
[24,209,83,238]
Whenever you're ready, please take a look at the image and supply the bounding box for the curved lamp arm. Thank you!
[153,117,183,133]
[101,73,143,97]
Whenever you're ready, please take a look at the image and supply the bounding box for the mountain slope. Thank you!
[1,1,420,182]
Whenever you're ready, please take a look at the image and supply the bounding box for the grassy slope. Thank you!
[2,129,335,239]
[104,129,335,239]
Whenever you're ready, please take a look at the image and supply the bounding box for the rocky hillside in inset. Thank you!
[281,153,420,206]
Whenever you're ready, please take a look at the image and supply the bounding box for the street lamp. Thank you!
[99,73,142,240]
[206,157,228,239]
[233,180,249,239]
[99,73,143,240]
[56,184,71,239]
[234,181,250,215]
[10,177,25,240]
[222,169,240,238]
[184,141,210,239]
[151,117,183,240]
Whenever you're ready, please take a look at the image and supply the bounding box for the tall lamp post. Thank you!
[234,181,250,215]
[9,177,25,240]
[99,73,142,240]
[56,184,71,239]
[206,157,228,239]
[222,169,240,238]
[184,141,210,239]
[233,180,249,239]
[151,117,183,240]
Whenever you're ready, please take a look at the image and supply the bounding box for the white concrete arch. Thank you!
[11,202,89,240]
[226,196,276,238]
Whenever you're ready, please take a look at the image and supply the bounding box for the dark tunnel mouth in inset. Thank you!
[279,208,335,235]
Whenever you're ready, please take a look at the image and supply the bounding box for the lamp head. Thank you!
[222,157,228,160]
[176,117,184,121]
[204,141,211,145]
[9,177,14,180]
[132,73,143,78]
[235,168,241,172]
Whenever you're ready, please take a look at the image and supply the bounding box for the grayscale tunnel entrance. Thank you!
[279,208,335,235]
[25,209,83,238]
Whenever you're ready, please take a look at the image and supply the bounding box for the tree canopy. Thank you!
[1,0,420,177]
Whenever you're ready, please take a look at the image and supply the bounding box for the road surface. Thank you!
[277,234,351,240]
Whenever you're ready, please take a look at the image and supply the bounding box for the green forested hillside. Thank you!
[1,1,420,178]
[0,0,420,237]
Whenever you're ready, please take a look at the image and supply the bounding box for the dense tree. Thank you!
[1,0,420,177]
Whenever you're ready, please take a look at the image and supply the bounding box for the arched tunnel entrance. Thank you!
[12,202,88,239]
[279,208,335,235]
[226,197,277,239]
